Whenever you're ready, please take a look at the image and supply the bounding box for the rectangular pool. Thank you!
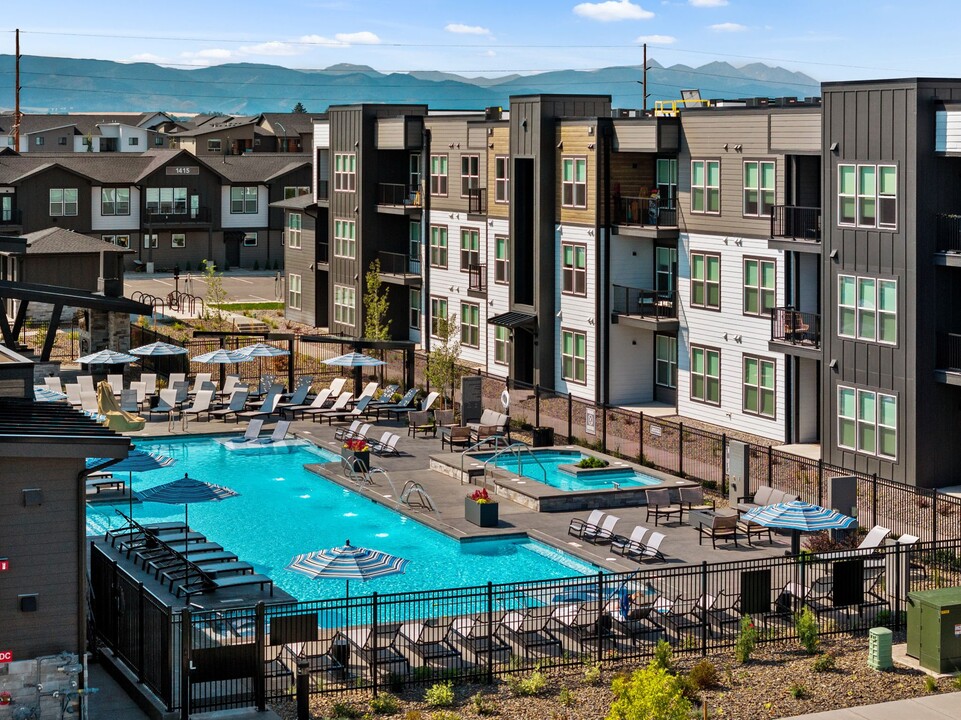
[470,449,664,492]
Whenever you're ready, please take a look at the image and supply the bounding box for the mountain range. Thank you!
[0,54,820,115]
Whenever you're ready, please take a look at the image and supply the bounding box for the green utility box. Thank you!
[906,587,961,673]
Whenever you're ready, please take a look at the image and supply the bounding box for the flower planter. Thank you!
[342,448,370,472]
[465,497,499,527]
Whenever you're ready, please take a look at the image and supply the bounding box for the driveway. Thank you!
[124,271,284,304]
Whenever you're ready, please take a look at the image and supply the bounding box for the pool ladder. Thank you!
[478,442,549,487]
[400,481,437,512]
[458,435,513,485]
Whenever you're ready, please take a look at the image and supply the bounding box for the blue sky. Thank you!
[4,0,961,83]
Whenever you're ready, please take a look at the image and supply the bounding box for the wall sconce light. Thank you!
[353,274,359,281]
[448,142,455,149]
[488,143,494,149]
[588,126,595,136]
[556,310,563,318]
[829,359,838,369]
[488,299,495,305]
[734,239,743,246]
[308,262,314,271]
[449,212,455,219]
[488,220,494,226]
[734,335,743,343]
[829,248,838,258]
[521,119,528,129]
[556,141,563,149]
[354,206,359,213]
[723,143,729,151]
[723,237,729,245]
[456,142,461,149]
[830,142,839,152]
[587,143,595,150]
[588,317,595,326]
[734,144,742,152]
[488,127,494,136]
[449,286,455,292]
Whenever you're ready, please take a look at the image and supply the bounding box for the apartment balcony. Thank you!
[610,286,678,331]
[0,208,23,232]
[935,333,961,385]
[316,241,329,269]
[933,214,961,267]
[144,207,211,226]
[316,180,329,206]
[769,206,822,253]
[467,188,487,216]
[769,307,821,360]
[376,183,421,215]
[467,263,487,296]
[378,251,421,286]
[612,197,678,240]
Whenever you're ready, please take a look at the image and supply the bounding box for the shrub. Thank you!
[424,681,455,708]
[652,639,674,672]
[687,659,719,689]
[923,675,939,693]
[789,683,808,699]
[953,674,961,691]
[734,615,758,664]
[507,669,547,697]
[330,701,363,718]
[558,687,575,707]
[606,662,693,720]
[582,660,602,685]
[370,692,401,715]
[795,606,820,654]
[575,455,608,469]
[469,692,496,716]
[429,712,460,720]
[812,653,836,673]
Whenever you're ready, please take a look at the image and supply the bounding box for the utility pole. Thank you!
[13,29,21,151]
[642,43,649,115]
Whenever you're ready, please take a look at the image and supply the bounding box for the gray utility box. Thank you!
[906,587,961,673]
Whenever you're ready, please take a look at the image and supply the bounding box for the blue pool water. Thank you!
[86,437,601,601]
[472,449,663,492]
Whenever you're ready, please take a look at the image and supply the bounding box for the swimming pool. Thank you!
[471,449,664,492]
[86,437,602,601]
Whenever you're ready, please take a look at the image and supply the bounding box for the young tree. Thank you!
[202,259,230,329]
[363,259,391,340]
[424,314,462,409]
[292,102,307,114]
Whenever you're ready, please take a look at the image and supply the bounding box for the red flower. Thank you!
[343,438,369,452]
[470,487,491,503]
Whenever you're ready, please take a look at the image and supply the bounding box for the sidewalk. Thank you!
[780,692,961,719]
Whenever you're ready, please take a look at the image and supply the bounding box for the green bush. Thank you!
[575,455,608,469]
[330,701,363,718]
[428,712,460,720]
[652,639,674,672]
[424,681,455,708]
[923,675,939,693]
[789,683,808,699]
[582,659,602,685]
[687,659,719,689]
[507,669,547,697]
[558,687,575,707]
[796,606,820,654]
[469,692,496,716]
[735,615,759,664]
[812,653,836,673]
[606,662,693,720]
[370,692,401,715]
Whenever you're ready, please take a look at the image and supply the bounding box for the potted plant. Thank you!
[0,691,11,706]
[342,437,370,472]
[465,487,498,527]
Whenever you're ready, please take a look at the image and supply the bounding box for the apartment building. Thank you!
[0,112,176,153]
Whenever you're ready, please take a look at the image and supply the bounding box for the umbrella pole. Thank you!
[184,503,189,594]
[127,471,134,542]
[791,529,801,556]
[346,579,349,600]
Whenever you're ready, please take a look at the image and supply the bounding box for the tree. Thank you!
[292,102,307,114]
[424,314,462,409]
[363,259,391,340]
[202,259,230,329]
[606,662,693,720]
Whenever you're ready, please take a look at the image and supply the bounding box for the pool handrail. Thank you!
[458,435,514,483]
[479,442,549,487]
[401,480,437,512]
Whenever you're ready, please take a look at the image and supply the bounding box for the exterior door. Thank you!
[224,231,242,269]
[189,194,199,219]
[1,196,11,222]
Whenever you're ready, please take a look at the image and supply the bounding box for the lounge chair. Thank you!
[450,612,510,661]
[659,594,714,636]
[608,590,667,645]
[305,392,352,423]
[151,388,178,427]
[172,381,190,408]
[551,601,608,650]
[236,392,281,421]
[275,382,311,414]
[344,623,410,676]
[178,570,274,598]
[141,373,157,396]
[107,520,187,546]
[568,510,605,539]
[107,373,124,395]
[259,420,292,444]
[164,561,255,593]
[77,375,96,395]
[829,526,892,559]
[128,381,147,408]
[697,513,740,548]
[705,591,743,636]
[625,531,667,563]
[283,632,346,679]
[326,377,347,398]
[387,391,438,421]
[370,433,401,456]
[498,606,561,656]
[357,381,379,402]
[209,389,250,422]
[215,374,242,400]
[168,372,186,389]
[64,383,81,406]
[399,618,461,662]
[247,383,284,410]
[612,526,648,556]
[232,419,265,443]
[189,372,212,395]
[334,420,362,441]
[119,389,140,413]
[283,388,332,420]
[44,376,63,394]
[366,384,399,409]
[80,390,100,418]
[582,514,619,544]
[320,395,372,425]
[181,389,214,428]
[374,388,419,420]
[135,542,225,570]
[645,489,683,526]
[120,530,207,557]
[147,550,239,577]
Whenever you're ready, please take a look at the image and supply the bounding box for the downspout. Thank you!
[421,128,431,353]
[600,122,612,427]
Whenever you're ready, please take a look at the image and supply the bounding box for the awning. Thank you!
[488,311,537,330]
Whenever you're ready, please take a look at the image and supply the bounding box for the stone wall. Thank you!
[0,653,83,718]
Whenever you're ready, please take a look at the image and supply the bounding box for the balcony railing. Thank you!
[937,333,961,371]
[316,241,329,264]
[377,183,421,207]
[0,208,22,225]
[468,263,487,292]
[770,307,821,348]
[613,197,677,228]
[468,188,487,215]
[145,207,211,224]
[317,180,329,201]
[611,286,677,319]
[378,250,420,276]
[771,205,821,242]
[935,214,961,252]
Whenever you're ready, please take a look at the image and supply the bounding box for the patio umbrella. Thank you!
[191,348,254,388]
[33,385,67,402]
[236,342,290,386]
[323,352,386,398]
[86,447,176,538]
[286,539,409,598]
[76,349,139,365]
[740,500,856,555]
[129,342,188,357]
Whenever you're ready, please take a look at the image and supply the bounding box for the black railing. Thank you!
[937,332,961,371]
[611,286,677,319]
[468,263,487,292]
[378,250,420,275]
[377,183,420,207]
[317,180,329,201]
[936,214,961,252]
[613,197,677,228]
[145,207,211,224]
[317,241,329,264]
[770,307,821,348]
[771,205,821,242]
[468,187,487,215]
[0,208,22,225]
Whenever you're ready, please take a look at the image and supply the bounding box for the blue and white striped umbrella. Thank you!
[191,348,253,364]
[129,341,188,357]
[76,349,139,364]
[287,539,409,597]
[741,500,856,555]
[322,352,386,368]
[33,385,67,402]
[236,342,290,358]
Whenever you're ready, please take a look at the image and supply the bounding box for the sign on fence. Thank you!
[650,424,662,438]
[585,407,596,436]
[461,376,483,424]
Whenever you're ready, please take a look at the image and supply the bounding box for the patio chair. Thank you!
[831,525,892,559]
[119,389,140,413]
[334,420,363,442]
[282,632,346,679]
[233,418,265,443]
[147,549,239,577]
[611,525,648,556]
[164,560,255,593]
[498,605,562,656]
[645,488,683,526]
[357,381,379,401]
[217,374,242,399]
[370,432,401,456]
[326,377,347,397]
[80,390,100,418]
[407,410,435,437]
[181,389,214,428]
[107,373,124,395]
[551,601,608,650]
[398,618,461,662]
[450,612,510,661]
[737,517,774,545]
[305,392,353,423]
[582,514,619,544]
[44,376,63,394]
[152,388,179,428]
[128,381,147,408]
[168,372,186,389]
[625,531,667,563]
[190,372,212,395]
[275,382,311,414]
[284,388,332,420]
[344,623,410,677]
[121,531,208,558]
[441,425,472,451]
[679,486,715,520]
[386,390,439,421]
[697,513,740,548]
[236,391,281,421]
[367,384,400,408]
[319,395,372,425]
[259,420,292,444]
[659,594,715,636]
[77,375,95,395]
[280,375,313,402]
[434,408,456,429]
[141,373,157,396]
[608,590,668,645]
[374,388,419,420]
[172,381,190,407]
[179,570,274,598]
[247,383,284,410]
[209,389,250,422]
[64,383,81,406]
[705,590,742,636]
[568,510,606,539]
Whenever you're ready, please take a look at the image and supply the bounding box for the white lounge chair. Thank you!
[626,531,667,563]
[283,388,332,420]
[334,420,362,442]
[168,372,186,388]
[568,510,605,539]
[327,377,347,397]
[128,381,147,408]
[276,383,311,413]
[218,374,242,399]
[370,432,401,456]
[119,389,140,413]
[141,373,157,396]
[64,383,82,407]
[80,390,99,416]
[44,376,63,394]
[612,526,648,556]
[305,392,352,422]
[107,373,124,395]
[152,388,179,429]
[190,372,212,394]
[237,392,280,421]
[77,375,96,395]
[181,389,214,428]
[210,390,249,422]
[582,514,619,544]
[357,381,379,401]
[259,421,292,444]
[234,419,265,443]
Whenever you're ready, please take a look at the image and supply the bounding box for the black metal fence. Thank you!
[770,307,821,348]
[613,197,678,228]
[611,287,678,319]
[17,317,81,361]
[771,205,821,241]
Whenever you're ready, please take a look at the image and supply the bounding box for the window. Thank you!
[49,188,78,216]
[494,326,509,365]
[102,235,130,249]
[143,234,158,249]
[690,252,720,310]
[561,329,587,384]
[58,136,67,146]
[430,297,448,337]
[334,219,356,258]
[690,346,720,405]
[243,232,257,247]
[743,258,776,316]
[129,137,139,147]
[230,186,258,214]
[655,246,676,295]
[171,233,186,248]
[561,157,587,208]
[154,135,164,147]
[838,275,897,344]
[460,154,480,197]
[743,356,775,418]
[838,386,897,460]
[691,160,720,214]
[409,221,421,262]
[743,161,775,217]
[461,302,480,347]
[35,136,44,146]
[409,153,421,193]
[207,139,222,153]
[284,186,310,199]
[334,285,356,326]
[334,153,356,192]
[655,334,677,388]
[101,187,130,216]
[495,235,510,284]
[495,156,510,203]
[561,243,587,295]
[460,228,480,270]
[146,187,187,214]
[430,154,448,196]
[838,164,897,229]
[410,288,421,329]
[430,226,448,268]
[287,213,302,249]
[288,274,302,310]
[656,158,677,207]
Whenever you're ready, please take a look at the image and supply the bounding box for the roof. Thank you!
[0,397,131,456]
[172,115,260,138]
[259,113,315,136]
[0,149,223,185]
[270,194,316,210]
[215,154,311,183]
[20,227,133,255]
[0,112,167,138]
[488,311,538,329]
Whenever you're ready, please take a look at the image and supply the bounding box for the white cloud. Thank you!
[573,0,654,22]
[690,0,728,7]
[124,53,167,64]
[484,50,497,57]
[240,41,303,57]
[335,31,380,45]
[710,22,747,32]
[445,23,492,36]
[636,34,677,45]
